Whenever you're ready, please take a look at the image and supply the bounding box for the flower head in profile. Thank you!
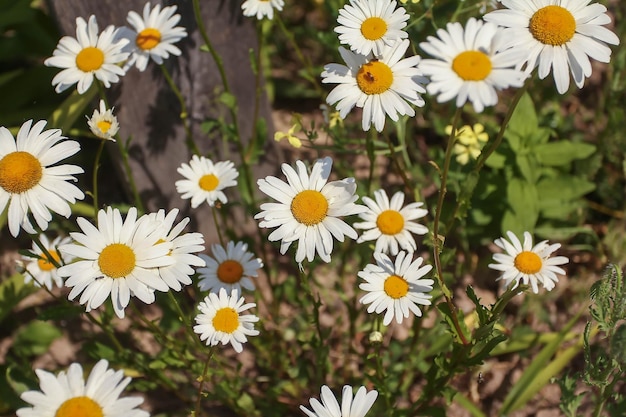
[0,120,84,237]
[45,15,129,94]
[198,241,263,294]
[255,157,365,264]
[488,231,569,293]
[17,359,148,417]
[484,0,620,94]
[138,208,206,292]
[354,189,428,255]
[359,251,433,325]
[242,0,285,20]
[176,155,239,208]
[58,206,174,318]
[193,288,259,353]
[334,0,409,56]
[18,234,73,290]
[322,39,427,132]
[300,385,378,417]
[419,18,527,112]
[119,2,188,72]
[87,99,119,141]
[445,123,489,165]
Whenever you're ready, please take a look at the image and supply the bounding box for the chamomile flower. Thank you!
[58,206,174,319]
[197,241,263,293]
[255,157,365,264]
[484,0,620,94]
[488,231,569,293]
[419,18,527,113]
[175,155,239,208]
[334,0,409,56]
[322,39,427,132]
[44,15,129,94]
[87,99,119,141]
[359,251,433,325]
[138,208,206,292]
[19,234,73,290]
[17,359,148,417]
[242,0,285,20]
[193,288,259,353]
[120,2,188,72]
[300,385,378,417]
[354,189,428,255]
[0,120,84,237]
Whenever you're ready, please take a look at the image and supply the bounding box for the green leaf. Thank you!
[501,179,539,234]
[506,92,537,139]
[12,321,62,357]
[218,92,238,111]
[535,141,596,166]
[48,83,98,133]
[0,273,38,324]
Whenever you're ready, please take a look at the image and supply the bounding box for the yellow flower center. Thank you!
[0,151,43,194]
[217,260,244,283]
[97,120,112,133]
[384,274,409,299]
[75,47,105,72]
[529,5,576,46]
[136,28,162,50]
[376,210,405,235]
[452,50,492,81]
[38,250,61,272]
[514,251,543,274]
[357,61,394,95]
[212,307,239,333]
[290,190,329,226]
[98,243,136,279]
[199,174,219,191]
[360,17,388,40]
[55,396,103,417]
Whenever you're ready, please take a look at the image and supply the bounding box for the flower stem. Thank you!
[432,107,469,346]
[194,347,216,417]
[92,139,106,218]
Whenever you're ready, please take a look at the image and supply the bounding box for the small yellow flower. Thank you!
[399,0,420,3]
[445,123,489,165]
[320,104,344,129]
[274,114,304,148]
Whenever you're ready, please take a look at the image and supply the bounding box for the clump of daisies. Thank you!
[488,231,569,293]
[0,120,84,237]
[255,157,365,265]
[45,15,129,94]
[484,0,619,94]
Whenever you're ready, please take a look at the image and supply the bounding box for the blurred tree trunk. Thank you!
[45,0,280,242]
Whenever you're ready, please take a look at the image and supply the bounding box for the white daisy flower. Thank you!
[0,120,84,237]
[354,189,428,255]
[138,208,206,292]
[242,0,285,20]
[255,157,365,264]
[175,155,239,208]
[197,241,263,293]
[193,288,259,353]
[335,0,409,56]
[17,359,148,417]
[87,99,119,141]
[359,251,433,325]
[18,234,73,290]
[488,231,569,293]
[322,39,427,132]
[119,2,188,72]
[44,15,129,94]
[300,385,378,417]
[419,17,528,113]
[484,0,620,94]
[58,206,175,319]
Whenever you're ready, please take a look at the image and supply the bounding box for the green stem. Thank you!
[192,0,230,93]
[211,206,225,247]
[92,139,106,218]
[366,128,376,193]
[31,235,62,269]
[167,291,203,349]
[160,64,200,155]
[432,107,469,346]
[84,311,125,352]
[194,347,216,417]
